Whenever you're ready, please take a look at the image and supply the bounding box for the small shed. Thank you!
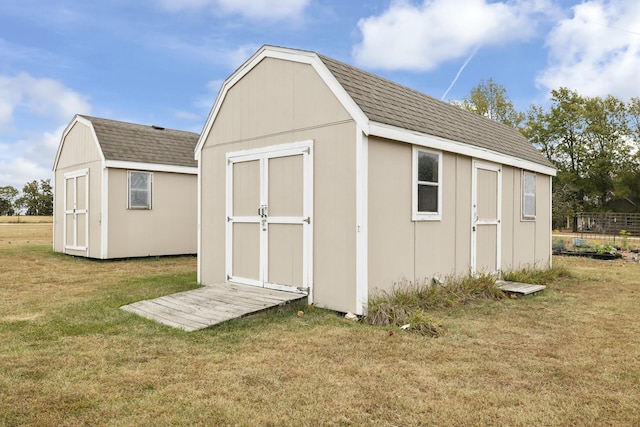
[195,45,556,315]
[53,115,199,259]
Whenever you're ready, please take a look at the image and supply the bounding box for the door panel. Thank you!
[268,223,303,287]
[268,155,303,217]
[476,224,498,274]
[233,160,260,217]
[476,169,498,220]
[232,223,260,281]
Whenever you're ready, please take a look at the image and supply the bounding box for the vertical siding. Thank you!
[368,137,473,294]
[503,167,552,270]
[53,121,103,257]
[199,57,357,313]
[106,170,197,258]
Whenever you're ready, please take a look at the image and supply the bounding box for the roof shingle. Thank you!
[317,54,554,169]
[80,115,198,168]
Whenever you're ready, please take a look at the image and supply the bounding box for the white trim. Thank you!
[549,177,553,268]
[471,161,502,274]
[370,122,556,177]
[101,167,109,259]
[195,45,368,160]
[412,147,443,221]
[197,157,202,284]
[355,127,368,315]
[105,160,197,175]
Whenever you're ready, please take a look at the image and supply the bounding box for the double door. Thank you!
[226,142,313,294]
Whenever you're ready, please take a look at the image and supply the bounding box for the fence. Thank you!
[569,212,640,243]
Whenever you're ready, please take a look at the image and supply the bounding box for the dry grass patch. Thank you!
[1,224,640,426]
[0,215,52,224]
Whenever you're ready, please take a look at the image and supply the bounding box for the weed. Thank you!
[366,274,504,336]
[501,264,574,285]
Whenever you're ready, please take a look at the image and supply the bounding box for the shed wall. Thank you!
[106,169,197,258]
[199,57,358,313]
[367,136,551,294]
[53,121,103,258]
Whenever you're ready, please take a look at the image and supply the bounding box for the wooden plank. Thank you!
[497,280,546,295]
[120,282,306,331]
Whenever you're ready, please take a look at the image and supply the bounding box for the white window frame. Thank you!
[127,170,153,210]
[412,146,442,221]
[522,170,536,221]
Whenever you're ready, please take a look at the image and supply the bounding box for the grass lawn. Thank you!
[1,224,639,426]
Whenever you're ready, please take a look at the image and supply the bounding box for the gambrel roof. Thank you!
[197,45,555,175]
[54,115,199,172]
[79,115,199,168]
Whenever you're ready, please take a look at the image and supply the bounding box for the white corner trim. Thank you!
[101,167,109,259]
[104,160,197,175]
[195,45,369,160]
[369,122,557,177]
[355,127,368,315]
[197,158,202,284]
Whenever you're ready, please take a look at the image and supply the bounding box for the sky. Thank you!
[1,0,639,189]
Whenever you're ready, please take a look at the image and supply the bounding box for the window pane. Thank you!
[130,172,149,190]
[523,172,536,218]
[131,189,149,208]
[418,184,438,213]
[129,171,151,209]
[418,151,438,183]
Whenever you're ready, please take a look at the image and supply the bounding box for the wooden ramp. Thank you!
[121,283,307,331]
[497,280,546,296]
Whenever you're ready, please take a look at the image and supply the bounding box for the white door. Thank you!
[471,161,501,274]
[226,141,313,296]
[64,169,89,253]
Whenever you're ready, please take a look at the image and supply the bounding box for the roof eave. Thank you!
[369,121,557,176]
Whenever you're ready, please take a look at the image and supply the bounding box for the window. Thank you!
[522,171,536,220]
[412,147,442,220]
[128,171,152,209]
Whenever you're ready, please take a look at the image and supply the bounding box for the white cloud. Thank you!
[158,0,309,20]
[353,0,555,71]
[0,73,91,130]
[537,0,640,99]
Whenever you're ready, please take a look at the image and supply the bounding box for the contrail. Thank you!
[441,47,479,101]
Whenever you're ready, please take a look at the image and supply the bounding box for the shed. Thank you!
[53,115,199,259]
[195,45,556,315]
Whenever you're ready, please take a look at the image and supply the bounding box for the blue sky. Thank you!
[1,0,639,189]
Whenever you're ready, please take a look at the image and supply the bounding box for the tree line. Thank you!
[0,179,53,216]
[460,79,640,228]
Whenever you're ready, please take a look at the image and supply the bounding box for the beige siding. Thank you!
[106,169,197,258]
[53,121,103,258]
[199,57,357,313]
[368,137,473,294]
[502,168,552,270]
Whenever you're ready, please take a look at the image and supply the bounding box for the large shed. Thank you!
[53,115,199,259]
[195,45,556,315]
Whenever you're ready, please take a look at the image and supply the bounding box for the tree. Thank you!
[461,78,525,129]
[0,186,19,216]
[16,179,53,216]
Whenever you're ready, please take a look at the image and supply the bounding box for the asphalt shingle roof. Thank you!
[317,54,554,169]
[79,115,199,168]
